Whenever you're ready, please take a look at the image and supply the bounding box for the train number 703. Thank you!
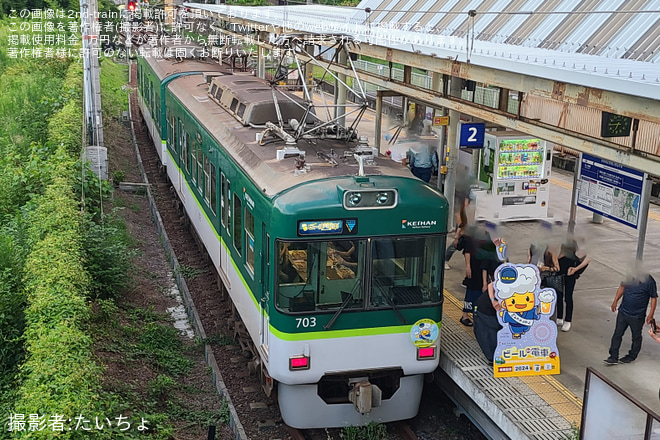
[296,317,317,328]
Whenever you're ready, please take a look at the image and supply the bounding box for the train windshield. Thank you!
[276,236,442,314]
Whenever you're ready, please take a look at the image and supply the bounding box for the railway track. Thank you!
[128,63,293,440]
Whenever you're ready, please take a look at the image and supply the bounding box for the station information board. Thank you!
[577,153,645,229]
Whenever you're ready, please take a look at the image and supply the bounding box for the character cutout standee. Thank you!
[493,264,560,377]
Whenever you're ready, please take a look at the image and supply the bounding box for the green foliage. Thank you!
[99,57,129,119]
[12,173,102,439]
[0,142,63,219]
[340,422,388,440]
[0,217,30,394]
[219,399,231,425]
[112,169,126,185]
[202,332,235,347]
[176,264,205,280]
[82,211,135,300]
[564,421,580,440]
[48,99,83,156]
[73,161,114,220]
[138,322,194,377]
[148,374,177,404]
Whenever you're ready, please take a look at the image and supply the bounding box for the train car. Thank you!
[136,44,449,428]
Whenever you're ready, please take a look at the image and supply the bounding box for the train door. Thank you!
[260,227,271,356]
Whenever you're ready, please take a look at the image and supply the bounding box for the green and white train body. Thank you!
[137,52,449,428]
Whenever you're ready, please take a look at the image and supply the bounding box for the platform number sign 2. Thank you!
[459,123,485,149]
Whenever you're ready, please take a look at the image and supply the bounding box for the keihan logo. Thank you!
[402,219,436,229]
[345,220,356,232]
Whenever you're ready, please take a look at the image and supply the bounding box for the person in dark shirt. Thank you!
[457,233,481,326]
[555,239,590,332]
[605,274,657,364]
[473,282,503,362]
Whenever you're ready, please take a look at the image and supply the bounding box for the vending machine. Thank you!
[474,133,553,221]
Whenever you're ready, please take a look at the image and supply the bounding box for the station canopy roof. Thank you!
[185,1,660,100]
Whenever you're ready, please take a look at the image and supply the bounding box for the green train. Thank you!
[136,47,449,428]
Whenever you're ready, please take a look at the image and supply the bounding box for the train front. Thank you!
[267,175,449,428]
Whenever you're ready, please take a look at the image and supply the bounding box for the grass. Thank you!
[93,298,228,437]
[99,57,129,119]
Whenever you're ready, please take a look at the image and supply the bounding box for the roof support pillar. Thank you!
[445,75,462,231]
[334,49,347,127]
[432,72,446,191]
[257,45,266,79]
[375,90,383,152]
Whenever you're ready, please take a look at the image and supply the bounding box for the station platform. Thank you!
[436,168,660,439]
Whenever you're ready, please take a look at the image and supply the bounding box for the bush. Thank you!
[82,211,135,299]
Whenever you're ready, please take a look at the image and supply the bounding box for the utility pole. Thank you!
[80,0,104,148]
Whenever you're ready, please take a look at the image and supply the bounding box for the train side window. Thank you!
[166,111,173,150]
[233,193,242,255]
[210,84,217,97]
[203,155,211,205]
[196,141,204,189]
[177,119,183,155]
[155,101,160,131]
[220,173,227,228]
[230,98,238,113]
[226,180,231,237]
[210,163,217,214]
[182,131,190,173]
[245,208,255,273]
[191,136,198,183]
[237,103,246,118]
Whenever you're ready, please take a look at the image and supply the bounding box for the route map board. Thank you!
[577,153,645,229]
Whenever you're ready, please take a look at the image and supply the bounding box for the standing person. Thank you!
[407,142,438,183]
[605,273,657,364]
[527,243,560,289]
[555,239,590,332]
[473,282,503,362]
[444,179,473,270]
[457,229,481,326]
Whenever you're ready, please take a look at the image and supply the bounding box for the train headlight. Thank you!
[347,192,362,206]
[375,192,390,205]
[289,355,310,370]
[417,346,437,360]
[343,189,397,210]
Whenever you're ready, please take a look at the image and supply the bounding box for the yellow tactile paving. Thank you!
[444,288,583,427]
[550,177,574,191]
[443,290,474,335]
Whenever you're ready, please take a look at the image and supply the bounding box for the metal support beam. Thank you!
[636,176,651,261]
[320,62,660,175]
[257,45,266,79]
[445,76,462,231]
[194,8,660,123]
[375,90,383,152]
[354,45,660,124]
[335,49,347,127]
[203,23,660,175]
[568,157,579,235]
[431,72,446,191]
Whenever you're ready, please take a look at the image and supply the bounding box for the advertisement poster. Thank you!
[493,264,560,377]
